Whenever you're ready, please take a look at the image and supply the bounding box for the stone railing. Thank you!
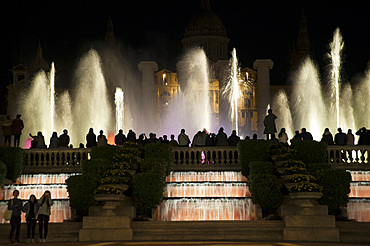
[172,147,240,171]
[23,148,91,174]
[22,145,370,174]
[326,145,370,170]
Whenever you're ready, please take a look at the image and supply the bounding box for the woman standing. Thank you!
[23,194,39,243]
[8,189,22,243]
[38,190,53,243]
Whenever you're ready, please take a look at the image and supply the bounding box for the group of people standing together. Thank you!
[264,108,370,145]
[112,127,241,148]
[7,190,53,243]
[1,114,24,147]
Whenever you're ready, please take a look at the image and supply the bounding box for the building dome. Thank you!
[184,4,227,38]
[182,0,229,62]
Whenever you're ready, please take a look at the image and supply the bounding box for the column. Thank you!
[253,59,274,137]
[138,61,158,133]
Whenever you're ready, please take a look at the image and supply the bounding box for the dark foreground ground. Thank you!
[2,242,369,246]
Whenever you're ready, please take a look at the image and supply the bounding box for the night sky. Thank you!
[1,0,369,112]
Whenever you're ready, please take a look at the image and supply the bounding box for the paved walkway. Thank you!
[8,242,369,246]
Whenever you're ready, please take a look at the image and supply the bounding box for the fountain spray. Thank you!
[329,28,344,129]
[223,48,241,135]
[50,62,55,135]
[115,87,124,132]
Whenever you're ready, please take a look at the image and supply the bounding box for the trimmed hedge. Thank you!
[249,161,274,177]
[144,143,173,175]
[248,174,282,211]
[238,140,270,177]
[66,175,97,216]
[90,145,118,162]
[305,162,331,175]
[133,143,173,217]
[0,161,7,187]
[82,158,112,184]
[316,169,351,215]
[133,171,166,216]
[292,140,327,164]
[0,147,25,182]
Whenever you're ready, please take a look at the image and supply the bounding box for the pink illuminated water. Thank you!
[166,171,247,182]
[160,171,255,221]
[164,183,250,198]
[159,198,255,221]
[0,201,71,223]
[1,173,76,223]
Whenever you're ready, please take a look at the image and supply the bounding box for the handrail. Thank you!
[21,145,370,174]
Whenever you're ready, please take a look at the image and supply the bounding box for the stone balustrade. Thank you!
[23,148,91,174]
[21,145,370,174]
[326,145,370,170]
[172,147,240,171]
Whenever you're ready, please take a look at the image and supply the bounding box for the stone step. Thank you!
[336,221,370,244]
[0,222,81,243]
[132,220,284,229]
[132,221,284,241]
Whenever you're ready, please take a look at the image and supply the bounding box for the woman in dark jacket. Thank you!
[23,194,39,243]
[8,189,22,243]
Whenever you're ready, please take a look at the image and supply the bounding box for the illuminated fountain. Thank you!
[0,173,75,223]
[114,87,125,132]
[21,49,114,146]
[162,48,213,137]
[160,171,255,221]
[223,48,241,135]
[347,171,370,222]
[70,49,113,145]
[273,28,370,140]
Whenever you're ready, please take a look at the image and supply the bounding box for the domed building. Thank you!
[153,0,259,136]
[181,0,230,62]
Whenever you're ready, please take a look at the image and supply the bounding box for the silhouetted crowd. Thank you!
[2,111,370,148]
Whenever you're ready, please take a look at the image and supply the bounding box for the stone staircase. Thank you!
[337,221,370,244]
[132,220,284,241]
[0,221,81,243]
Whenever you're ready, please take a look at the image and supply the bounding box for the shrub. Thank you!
[81,158,111,184]
[133,171,166,216]
[0,161,7,187]
[305,162,331,175]
[270,142,295,155]
[95,185,125,195]
[292,140,327,164]
[144,143,173,175]
[277,160,305,169]
[238,140,270,177]
[90,145,118,162]
[249,161,274,177]
[141,158,167,178]
[283,167,308,175]
[288,174,317,183]
[0,147,25,182]
[315,169,351,215]
[289,182,323,192]
[66,175,97,216]
[248,174,282,211]
[276,152,299,161]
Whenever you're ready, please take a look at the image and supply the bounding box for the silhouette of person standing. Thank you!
[263,109,277,140]
[11,114,24,147]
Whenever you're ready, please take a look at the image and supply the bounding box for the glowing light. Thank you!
[223,48,242,135]
[114,87,124,132]
[50,62,55,136]
[329,28,344,129]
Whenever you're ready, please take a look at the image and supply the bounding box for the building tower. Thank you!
[290,13,313,71]
[105,14,116,48]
